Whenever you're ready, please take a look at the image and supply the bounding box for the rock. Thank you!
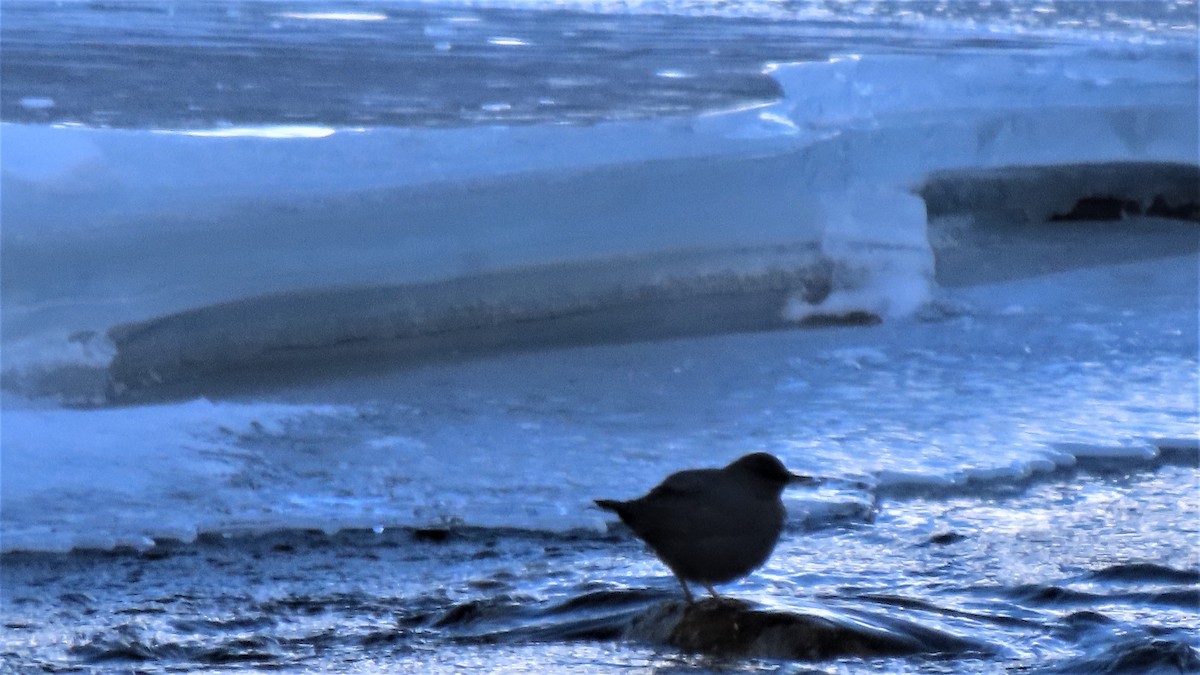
[625,598,978,660]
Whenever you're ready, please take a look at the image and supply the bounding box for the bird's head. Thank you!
[727,452,816,490]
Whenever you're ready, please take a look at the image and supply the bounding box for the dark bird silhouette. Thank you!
[595,452,813,603]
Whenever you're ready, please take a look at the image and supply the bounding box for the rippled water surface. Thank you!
[3,0,1196,128]
[4,466,1198,673]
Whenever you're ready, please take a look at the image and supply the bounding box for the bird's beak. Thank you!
[789,472,820,486]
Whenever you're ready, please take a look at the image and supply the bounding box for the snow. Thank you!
[17,96,55,110]
[1052,442,1160,460]
[0,399,350,552]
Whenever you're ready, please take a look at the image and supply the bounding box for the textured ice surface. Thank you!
[0,399,353,552]
[3,45,1195,396]
[2,251,1195,552]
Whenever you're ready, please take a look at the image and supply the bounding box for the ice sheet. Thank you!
[3,45,1194,397]
[2,250,1195,553]
[2,38,1198,552]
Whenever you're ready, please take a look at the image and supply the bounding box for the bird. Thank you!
[595,452,814,604]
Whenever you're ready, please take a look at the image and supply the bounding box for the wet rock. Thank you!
[1056,635,1200,674]
[795,311,882,328]
[433,600,491,627]
[1012,584,1096,604]
[432,596,525,628]
[547,589,666,615]
[58,592,96,606]
[1061,610,1113,629]
[139,548,172,561]
[1085,563,1200,585]
[624,598,984,660]
[927,531,967,546]
[413,528,452,543]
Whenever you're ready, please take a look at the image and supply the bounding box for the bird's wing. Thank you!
[624,468,739,537]
[644,468,719,500]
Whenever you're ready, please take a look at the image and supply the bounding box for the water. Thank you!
[2,0,1198,672]
[2,0,1196,129]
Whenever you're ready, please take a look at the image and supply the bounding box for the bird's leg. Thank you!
[702,582,722,601]
[675,576,695,604]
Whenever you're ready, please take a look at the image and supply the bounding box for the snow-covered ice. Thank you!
[1,2,1196,557]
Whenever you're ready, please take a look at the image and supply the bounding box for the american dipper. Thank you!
[595,452,812,603]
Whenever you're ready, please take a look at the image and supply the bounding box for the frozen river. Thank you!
[1,1,1197,672]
